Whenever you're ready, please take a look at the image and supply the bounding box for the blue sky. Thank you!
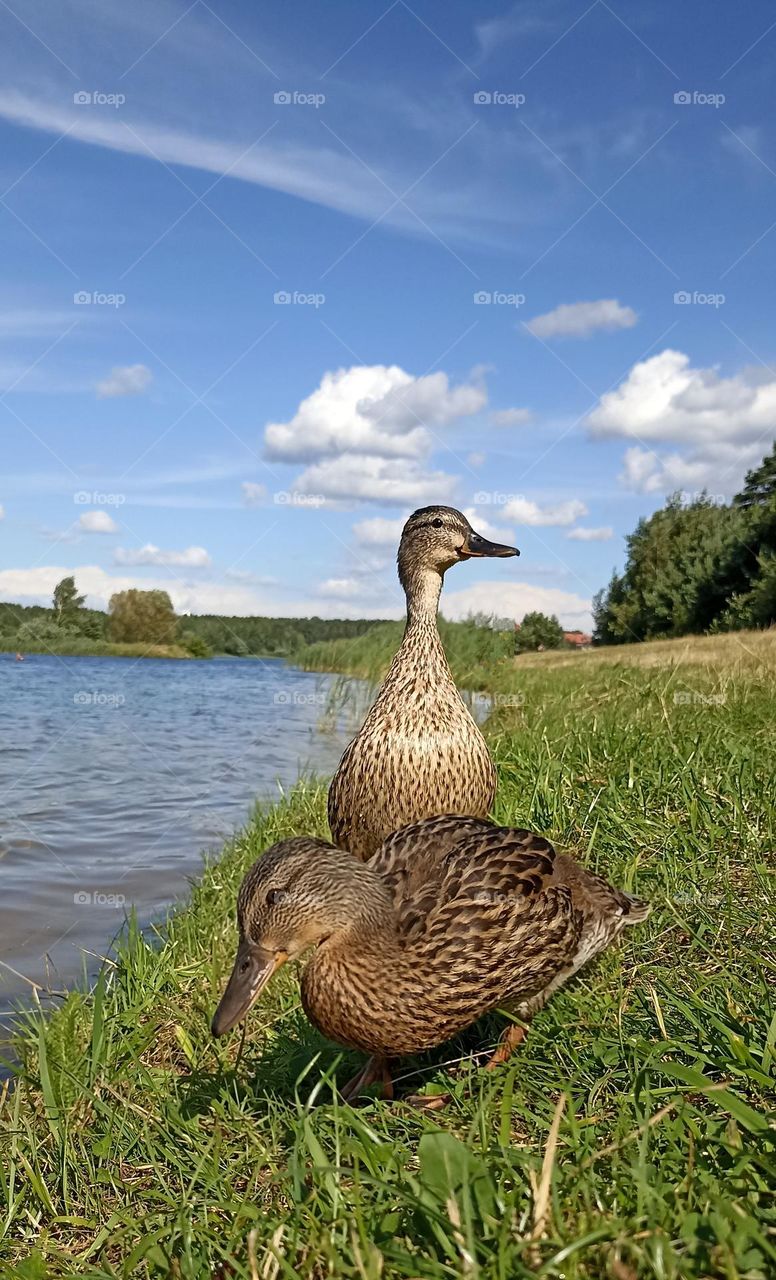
[1,0,775,629]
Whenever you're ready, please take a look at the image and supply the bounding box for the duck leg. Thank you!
[485,1022,527,1069]
[340,1055,393,1103]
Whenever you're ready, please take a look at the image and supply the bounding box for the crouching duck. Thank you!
[212,815,650,1102]
[328,507,519,860]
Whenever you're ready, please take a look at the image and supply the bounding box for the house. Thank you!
[563,630,592,649]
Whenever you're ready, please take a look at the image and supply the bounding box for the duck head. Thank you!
[211,836,389,1036]
[397,506,519,593]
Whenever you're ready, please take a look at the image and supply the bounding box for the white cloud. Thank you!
[353,516,406,547]
[503,497,588,526]
[589,349,776,493]
[96,363,152,398]
[0,504,4,520]
[462,507,515,544]
[264,364,486,507]
[525,299,637,340]
[78,510,118,534]
[566,526,614,542]
[0,563,391,621]
[241,482,267,507]
[317,577,363,599]
[264,365,485,464]
[490,407,532,427]
[114,544,211,567]
[295,455,458,508]
[443,581,592,631]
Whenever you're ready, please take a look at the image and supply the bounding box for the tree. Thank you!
[52,576,85,628]
[734,442,776,507]
[180,629,213,658]
[108,589,178,645]
[516,611,565,652]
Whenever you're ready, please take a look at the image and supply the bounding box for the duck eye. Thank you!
[266,888,287,907]
[432,518,444,528]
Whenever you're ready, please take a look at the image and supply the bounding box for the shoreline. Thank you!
[1,638,773,1276]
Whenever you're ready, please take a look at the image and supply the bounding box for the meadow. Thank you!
[1,631,774,1279]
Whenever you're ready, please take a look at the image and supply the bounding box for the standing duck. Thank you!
[328,506,519,859]
[212,815,651,1102]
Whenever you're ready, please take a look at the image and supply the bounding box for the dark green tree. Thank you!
[516,611,565,652]
[734,443,776,507]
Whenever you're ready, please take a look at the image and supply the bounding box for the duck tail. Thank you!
[620,891,652,925]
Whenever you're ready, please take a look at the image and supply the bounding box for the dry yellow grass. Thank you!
[513,627,776,673]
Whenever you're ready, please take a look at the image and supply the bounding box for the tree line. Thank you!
[0,583,389,657]
[593,443,776,644]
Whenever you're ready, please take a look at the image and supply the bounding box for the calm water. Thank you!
[0,653,365,1022]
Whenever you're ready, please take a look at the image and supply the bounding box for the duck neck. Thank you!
[402,566,444,638]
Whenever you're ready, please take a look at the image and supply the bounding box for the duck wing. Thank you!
[372,814,496,930]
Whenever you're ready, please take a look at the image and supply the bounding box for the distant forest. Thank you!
[594,443,776,644]
[0,598,388,657]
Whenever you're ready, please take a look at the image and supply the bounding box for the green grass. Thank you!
[301,616,515,689]
[1,637,775,1279]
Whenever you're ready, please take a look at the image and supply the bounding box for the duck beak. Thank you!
[460,529,520,559]
[211,939,286,1037]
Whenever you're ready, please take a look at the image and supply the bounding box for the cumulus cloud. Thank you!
[490,407,532,427]
[295,455,458,508]
[317,577,363,599]
[525,299,637,340]
[589,348,775,493]
[462,507,515,544]
[503,497,588,526]
[96,363,152,398]
[442,580,592,631]
[353,516,406,547]
[78,510,118,534]
[0,564,394,621]
[114,544,211,567]
[264,365,485,464]
[566,526,614,542]
[241,482,267,506]
[263,364,487,506]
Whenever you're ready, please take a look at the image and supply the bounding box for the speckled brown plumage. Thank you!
[213,815,651,1092]
[328,507,519,860]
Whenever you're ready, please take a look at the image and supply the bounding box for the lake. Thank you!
[0,652,367,1025]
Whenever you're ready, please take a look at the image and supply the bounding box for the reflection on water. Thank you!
[0,653,368,1020]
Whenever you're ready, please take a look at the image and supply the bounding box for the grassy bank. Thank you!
[1,638,775,1278]
[2,639,193,659]
[301,616,514,688]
